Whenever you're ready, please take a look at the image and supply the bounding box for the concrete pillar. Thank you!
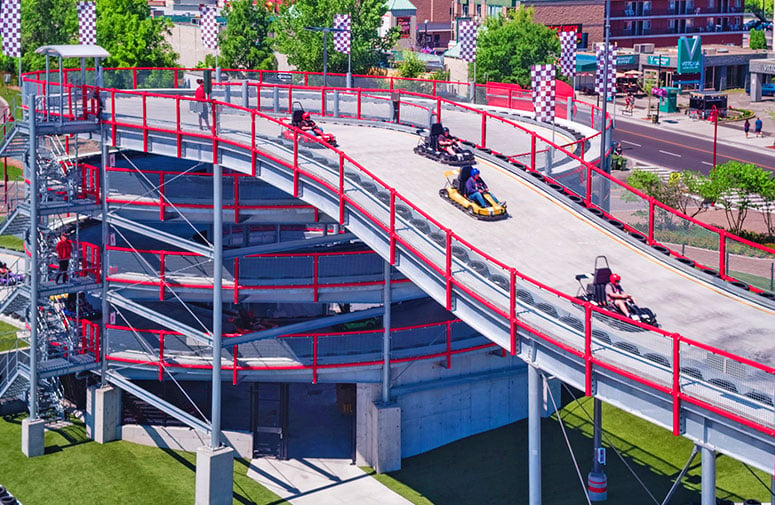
[272,86,280,113]
[751,71,763,102]
[528,365,542,505]
[86,385,121,443]
[371,401,401,473]
[588,398,608,501]
[333,90,340,118]
[21,418,45,458]
[195,445,234,505]
[241,80,249,108]
[701,445,716,505]
[718,66,728,92]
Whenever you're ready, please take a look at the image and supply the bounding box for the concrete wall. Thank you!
[356,351,561,468]
[167,24,216,68]
[445,56,470,84]
[121,424,253,458]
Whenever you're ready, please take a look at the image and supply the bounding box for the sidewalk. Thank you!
[246,457,413,505]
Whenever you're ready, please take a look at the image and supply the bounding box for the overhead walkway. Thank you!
[14,72,775,474]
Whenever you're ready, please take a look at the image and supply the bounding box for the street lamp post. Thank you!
[424,19,429,50]
[654,55,662,123]
[304,25,347,87]
[711,104,718,168]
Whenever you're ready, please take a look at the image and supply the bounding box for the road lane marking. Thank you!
[701,161,713,166]
[621,140,641,147]
[616,126,775,170]
[659,150,681,157]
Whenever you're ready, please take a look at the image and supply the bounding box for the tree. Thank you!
[627,170,714,229]
[20,0,78,71]
[749,29,767,50]
[474,7,559,87]
[96,0,178,68]
[755,171,775,237]
[707,161,769,235]
[274,0,399,75]
[219,0,276,70]
[396,51,425,78]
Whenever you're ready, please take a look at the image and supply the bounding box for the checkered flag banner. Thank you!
[559,31,576,78]
[531,64,555,123]
[200,4,218,50]
[78,2,97,46]
[333,14,351,54]
[458,20,477,63]
[1,0,21,58]
[595,44,616,95]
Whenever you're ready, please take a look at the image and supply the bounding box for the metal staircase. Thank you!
[0,286,29,320]
[0,127,27,159]
[0,208,31,237]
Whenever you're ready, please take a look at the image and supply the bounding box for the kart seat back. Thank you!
[291,110,304,126]
[457,165,472,194]
[591,267,612,305]
[428,123,445,150]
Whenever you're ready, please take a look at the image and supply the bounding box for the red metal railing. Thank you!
[105,245,411,302]
[104,319,495,385]
[19,69,775,438]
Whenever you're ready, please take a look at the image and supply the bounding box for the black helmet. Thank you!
[443,127,450,134]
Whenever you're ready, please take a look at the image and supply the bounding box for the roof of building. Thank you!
[386,0,417,12]
[35,45,110,59]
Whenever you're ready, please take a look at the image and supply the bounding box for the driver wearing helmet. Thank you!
[465,167,503,208]
[605,273,637,319]
[438,127,459,156]
[300,112,316,132]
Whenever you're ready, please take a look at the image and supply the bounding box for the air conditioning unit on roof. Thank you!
[633,43,655,53]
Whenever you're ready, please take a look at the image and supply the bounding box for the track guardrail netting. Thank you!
[18,68,775,444]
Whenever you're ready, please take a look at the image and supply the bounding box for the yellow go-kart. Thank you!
[439,167,508,221]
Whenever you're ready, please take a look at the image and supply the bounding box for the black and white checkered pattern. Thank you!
[595,44,616,96]
[78,2,97,46]
[200,4,219,50]
[559,31,576,78]
[531,64,555,124]
[1,0,21,58]
[458,20,477,63]
[333,14,350,54]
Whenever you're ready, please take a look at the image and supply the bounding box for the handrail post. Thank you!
[480,114,486,148]
[232,345,238,385]
[648,200,655,244]
[672,333,681,436]
[719,231,727,278]
[233,258,239,304]
[357,90,362,119]
[445,229,452,311]
[389,190,396,265]
[338,153,345,225]
[312,335,318,384]
[509,269,517,355]
[446,321,452,368]
[159,333,165,381]
[585,161,592,207]
[436,98,441,123]
[159,252,165,301]
[530,133,537,171]
[313,254,319,302]
[293,129,299,197]
[584,304,592,396]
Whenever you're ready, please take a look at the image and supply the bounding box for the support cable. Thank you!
[110,152,211,247]
[743,463,775,496]
[109,225,212,335]
[562,383,661,505]
[111,305,209,423]
[545,376,593,505]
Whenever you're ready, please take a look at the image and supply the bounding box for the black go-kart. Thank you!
[575,256,658,327]
[414,123,475,166]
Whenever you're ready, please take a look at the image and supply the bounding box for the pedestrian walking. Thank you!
[55,232,73,284]
[755,117,763,137]
[194,78,210,131]
[744,118,750,138]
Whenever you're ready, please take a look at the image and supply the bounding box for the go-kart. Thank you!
[280,104,337,148]
[439,166,508,221]
[414,123,475,166]
[575,256,658,326]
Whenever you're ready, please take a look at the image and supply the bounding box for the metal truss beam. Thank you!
[105,214,213,258]
[105,370,211,434]
[224,305,386,347]
[106,292,212,346]
[222,232,356,259]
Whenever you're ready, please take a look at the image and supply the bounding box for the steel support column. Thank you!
[701,445,715,505]
[100,126,110,384]
[27,94,39,420]
[210,162,223,448]
[528,364,542,505]
[381,260,391,404]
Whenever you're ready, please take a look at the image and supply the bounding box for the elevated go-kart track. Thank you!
[9,66,775,477]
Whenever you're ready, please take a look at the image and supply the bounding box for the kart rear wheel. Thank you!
[439,189,449,199]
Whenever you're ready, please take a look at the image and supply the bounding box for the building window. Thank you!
[643,1,651,13]
[708,0,714,9]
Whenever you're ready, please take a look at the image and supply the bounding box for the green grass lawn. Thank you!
[372,393,772,505]
[0,416,287,505]
[0,235,23,251]
[0,319,22,352]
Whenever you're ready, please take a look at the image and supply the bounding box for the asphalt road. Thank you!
[613,119,775,174]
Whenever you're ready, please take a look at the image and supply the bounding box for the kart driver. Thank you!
[438,127,460,156]
[606,273,637,319]
[465,168,504,208]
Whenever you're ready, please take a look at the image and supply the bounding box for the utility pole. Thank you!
[304,25,347,87]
